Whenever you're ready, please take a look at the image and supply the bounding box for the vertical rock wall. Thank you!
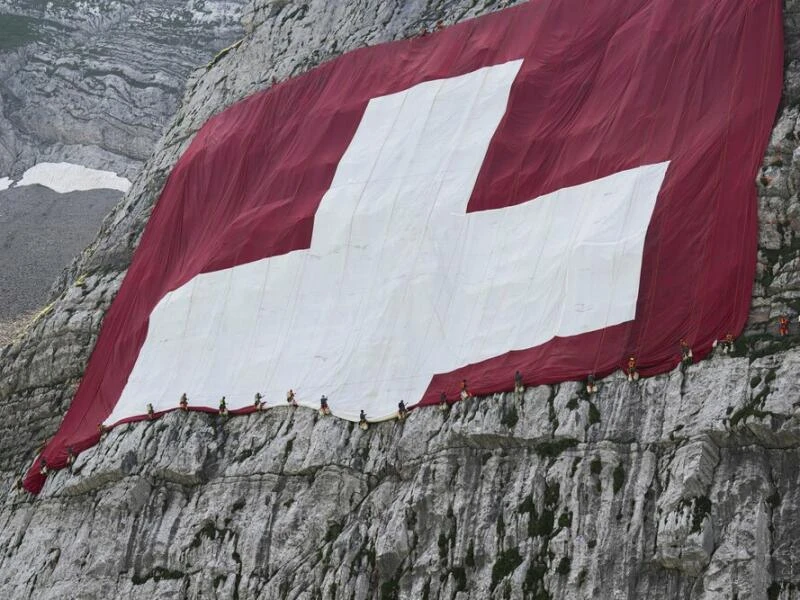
[1,1,800,598]
[0,0,247,177]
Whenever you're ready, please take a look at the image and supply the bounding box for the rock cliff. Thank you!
[0,0,246,178]
[2,0,800,598]
[0,0,248,348]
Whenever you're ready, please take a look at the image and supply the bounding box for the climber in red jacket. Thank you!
[627,356,639,382]
[460,379,471,400]
[779,315,790,336]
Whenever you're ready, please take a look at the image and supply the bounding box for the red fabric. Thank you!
[25,0,783,493]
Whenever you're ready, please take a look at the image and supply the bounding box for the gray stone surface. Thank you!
[0,0,247,178]
[0,0,247,338]
[1,0,800,598]
[0,185,121,326]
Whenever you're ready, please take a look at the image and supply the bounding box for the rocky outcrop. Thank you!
[0,0,247,177]
[0,0,247,338]
[1,0,800,598]
[0,186,122,331]
[2,354,800,599]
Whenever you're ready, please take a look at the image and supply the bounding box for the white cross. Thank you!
[107,60,668,424]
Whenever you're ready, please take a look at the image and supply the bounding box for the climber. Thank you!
[397,400,408,421]
[359,409,369,430]
[680,339,693,365]
[514,370,524,394]
[586,374,598,395]
[287,389,297,407]
[724,333,735,353]
[98,423,109,436]
[439,392,449,411]
[626,356,639,382]
[718,333,735,354]
[179,393,189,411]
[39,458,49,477]
[460,379,471,400]
[320,395,331,416]
[66,446,77,469]
[146,403,155,420]
[435,20,444,31]
[779,315,790,336]
[254,392,264,411]
[219,396,228,417]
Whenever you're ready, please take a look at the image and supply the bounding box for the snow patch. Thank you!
[0,177,13,192]
[15,162,131,194]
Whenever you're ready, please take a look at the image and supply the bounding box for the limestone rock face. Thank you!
[2,0,800,598]
[0,0,247,178]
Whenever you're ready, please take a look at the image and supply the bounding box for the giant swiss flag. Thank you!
[26,0,783,492]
